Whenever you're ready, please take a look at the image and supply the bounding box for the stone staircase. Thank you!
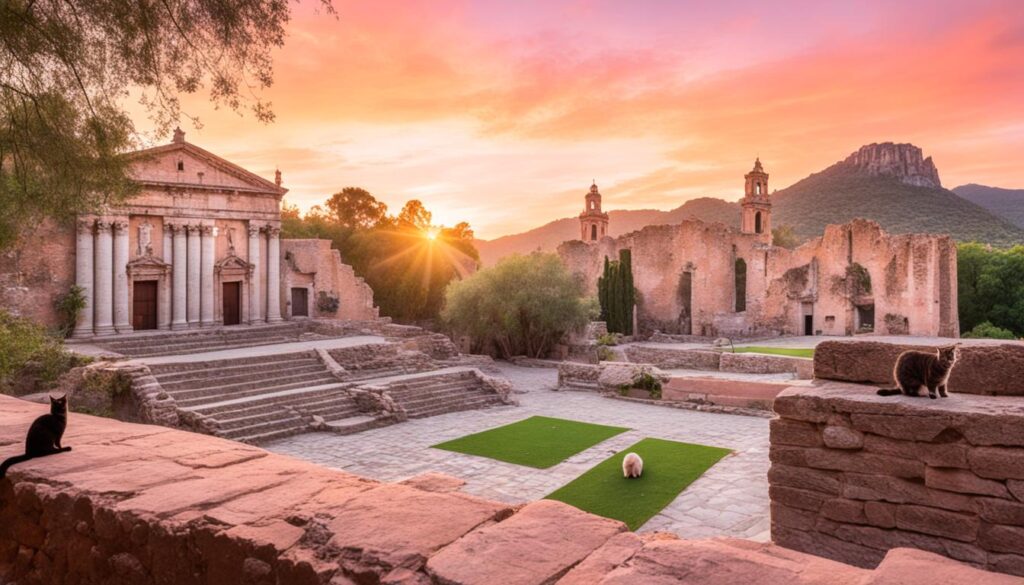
[147,351,384,444]
[85,322,316,358]
[377,370,507,419]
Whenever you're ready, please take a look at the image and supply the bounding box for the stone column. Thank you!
[265,226,282,323]
[171,224,188,330]
[72,217,95,338]
[248,224,263,324]
[200,225,215,326]
[93,220,115,336]
[162,225,172,264]
[186,224,201,326]
[112,219,131,333]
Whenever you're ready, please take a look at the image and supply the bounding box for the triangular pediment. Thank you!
[127,255,170,269]
[129,140,286,197]
[215,254,253,273]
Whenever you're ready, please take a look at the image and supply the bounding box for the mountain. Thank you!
[952,184,1024,230]
[771,144,1024,247]
[474,197,738,265]
[475,143,1024,265]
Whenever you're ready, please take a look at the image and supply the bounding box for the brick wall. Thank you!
[770,383,1024,577]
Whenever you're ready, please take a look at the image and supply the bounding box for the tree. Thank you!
[324,187,389,229]
[0,0,333,249]
[397,199,433,230]
[597,249,635,335]
[442,253,596,358]
[772,225,801,249]
[957,243,1024,337]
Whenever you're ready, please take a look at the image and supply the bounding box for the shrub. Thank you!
[0,310,78,395]
[441,253,597,359]
[73,368,133,418]
[597,346,615,362]
[54,285,87,338]
[596,333,618,346]
[316,291,340,314]
[633,372,663,399]
[962,321,1017,340]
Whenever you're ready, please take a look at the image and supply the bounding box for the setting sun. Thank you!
[425,228,440,241]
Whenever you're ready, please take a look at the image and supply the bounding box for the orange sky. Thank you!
[137,0,1024,239]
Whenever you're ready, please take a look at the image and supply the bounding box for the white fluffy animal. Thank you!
[622,452,643,478]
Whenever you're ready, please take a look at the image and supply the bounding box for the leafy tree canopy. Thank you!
[957,243,1024,337]
[0,0,333,249]
[325,187,389,229]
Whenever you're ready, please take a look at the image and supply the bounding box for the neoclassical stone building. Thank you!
[561,160,959,338]
[0,130,378,336]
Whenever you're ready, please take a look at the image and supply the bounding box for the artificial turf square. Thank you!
[431,415,629,469]
[546,437,732,530]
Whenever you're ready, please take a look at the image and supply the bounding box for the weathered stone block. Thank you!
[924,468,1011,498]
[979,524,1024,555]
[823,426,864,450]
[863,501,897,528]
[850,413,954,442]
[802,448,924,479]
[969,447,1024,481]
[975,498,1024,526]
[770,419,823,447]
[770,503,818,531]
[894,505,979,542]
[842,473,975,513]
[1009,480,1024,503]
[768,464,841,495]
[821,499,867,524]
[768,485,828,512]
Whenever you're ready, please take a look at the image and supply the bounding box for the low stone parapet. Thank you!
[813,340,1024,395]
[557,362,602,391]
[770,382,1024,576]
[624,345,721,369]
[1,395,1016,584]
[720,352,814,379]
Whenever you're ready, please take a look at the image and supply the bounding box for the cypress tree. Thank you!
[621,249,634,335]
[597,250,636,334]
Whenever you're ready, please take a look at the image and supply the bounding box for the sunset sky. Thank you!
[147,0,1024,239]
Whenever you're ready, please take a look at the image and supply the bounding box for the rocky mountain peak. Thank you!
[840,143,941,188]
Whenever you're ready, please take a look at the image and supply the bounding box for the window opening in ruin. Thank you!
[678,271,693,335]
[177,160,184,171]
[856,304,875,333]
[755,212,763,234]
[734,258,747,312]
[591,224,597,240]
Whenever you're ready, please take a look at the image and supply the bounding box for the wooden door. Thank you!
[291,287,309,317]
[132,281,158,330]
[223,282,241,325]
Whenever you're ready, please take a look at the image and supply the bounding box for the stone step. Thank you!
[386,373,477,389]
[229,425,307,445]
[151,355,320,382]
[158,362,326,390]
[210,398,361,430]
[385,381,483,401]
[186,383,352,415]
[397,388,496,411]
[202,389,357,419]
[167,371,338,402]
[107,333,301,354]
[324,415,384,434]
[118,338,300,358]
[173,377,342,409]
[345,368,413,381]
[104,332,299,352]
[214,414,308,439]
[99,323,305,345]
[407,396,506,419]
[147,351,317,375]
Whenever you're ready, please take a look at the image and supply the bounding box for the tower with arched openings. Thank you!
[741,158,772,243]
[579,181,610,242]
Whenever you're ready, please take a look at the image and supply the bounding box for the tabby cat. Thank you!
[0,394,72,479]
[876,346,959,399]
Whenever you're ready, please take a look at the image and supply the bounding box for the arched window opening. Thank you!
[591,224,597,241]
[755,182,761,195]
[735,258,747,312]
[754,212,763,234]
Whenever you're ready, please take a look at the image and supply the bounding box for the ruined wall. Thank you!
[558,218,958,338]
[0,220,75,327]
[281,239,378,321]
[770,383,1024,576]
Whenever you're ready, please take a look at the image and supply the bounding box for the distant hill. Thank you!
[475,197,738,265]
[952,184,1024,230]
[771,146,1024,247]
[475,143,1024,265]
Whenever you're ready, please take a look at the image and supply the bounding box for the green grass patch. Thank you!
[432,416,629,469]
[546,438,732,530]
[732,346,814,359]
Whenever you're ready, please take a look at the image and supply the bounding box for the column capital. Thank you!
[95,220,113,234]
[76,218,95,234]
[164,222,181,233]
[267,226,281,238]
[185,224,201,234]
[199,225,214,237]
[247,224,263,237]
[112,220,129,234]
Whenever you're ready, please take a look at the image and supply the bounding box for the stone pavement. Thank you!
[124,334,386,365]
[266,363,771,540]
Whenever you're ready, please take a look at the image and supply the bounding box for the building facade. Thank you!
[578,182,610,242]
[561,160,958,338]
[0,130,378,336]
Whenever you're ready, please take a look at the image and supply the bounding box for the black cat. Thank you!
[876,346,959,399]
[0,394,72,479]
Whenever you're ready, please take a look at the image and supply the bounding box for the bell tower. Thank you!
[579,181,609,243]
[741,158,772,243]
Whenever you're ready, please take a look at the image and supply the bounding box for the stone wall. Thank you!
[558,218,958,338]
[814,340,1024,395]
[770,383,1024,576]
[0,219,75,328]
[1,395,1018,585]
[281,239,378,321]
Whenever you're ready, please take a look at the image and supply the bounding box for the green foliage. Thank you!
[596,333,618,346]
[282,192,479,322]
[1,0,330,250]
[0,310,78,395]
[54,285,87,338]
[771,225,801,249]
[957,243,1024,337]
[597,346,616,362]
[442,253,596,358]
[846,263,872,295]
[598,249,635,335]
[316,292,340,314]
[772,164,1024,248]
[962,321,1017,340]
